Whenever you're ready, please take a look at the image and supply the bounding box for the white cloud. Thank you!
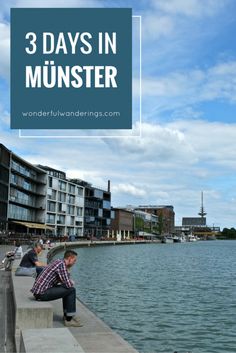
[0,22,10,79]
[152,0,228,17]
[106,122,198,166]
[0,106,10,126]
[140,61,236,110]
[66,169,109,190]
[113,183,146,198]
[169,119,236,169]
[142,13,174,39]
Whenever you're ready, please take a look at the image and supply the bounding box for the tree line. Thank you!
[220,228,236,239]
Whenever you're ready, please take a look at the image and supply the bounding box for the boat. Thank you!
[162,235,174,243]
[187,233,198,242]
[173,234,186,243]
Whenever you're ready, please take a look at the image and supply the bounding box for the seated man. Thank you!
[2,242,23,270]
[31,250,82,327]
[15,242,46,276]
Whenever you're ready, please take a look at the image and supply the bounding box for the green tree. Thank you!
[221,227,236,239]
[135,216,144,233]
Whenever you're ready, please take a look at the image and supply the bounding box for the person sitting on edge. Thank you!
[31,250,82,327]
[15,242,46,277]
[1,242,23,270]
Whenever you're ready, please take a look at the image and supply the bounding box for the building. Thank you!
[179,193,220,238]
[0,144,10,231]
[136,205,175,234]
[133,209,159,235]
[69,179,111,238]
[182,217,206,227]
[38,166,85,238]
[0,143,111,239]
[110,207,159,240]
[0,143,48,235]
[110,208,133,239]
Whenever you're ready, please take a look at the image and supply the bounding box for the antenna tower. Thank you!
[198,191,207,218]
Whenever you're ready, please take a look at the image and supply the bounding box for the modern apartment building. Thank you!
[0,143,47,234]
[0,143,111,239]
[38,166,85,238]
[70,179,111,238]
[0,144,10,230]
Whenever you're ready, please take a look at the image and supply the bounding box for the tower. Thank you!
[198,191,207,218]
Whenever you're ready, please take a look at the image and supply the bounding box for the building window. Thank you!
[59,180,66,191]
[68,184,75,194]
[103,200,111,209]
[68,195,75,204]
[57,215,65,224]
[75,221,83,227]
[58,203,66,213]
[76,207,83,216]
[47,214,55,224]
[47,201,56,212]
[48,176,52,188]
[67,205,75,215]
[9,204,35,222]
[58,192,66,202]
[77,187,83,196]
[94,189,103,199]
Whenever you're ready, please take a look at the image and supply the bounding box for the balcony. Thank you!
[11,163,46,185]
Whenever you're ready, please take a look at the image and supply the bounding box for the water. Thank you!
[61,241,236,353]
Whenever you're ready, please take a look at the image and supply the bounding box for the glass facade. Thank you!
[11,160,37,180]
[9,204,35,222]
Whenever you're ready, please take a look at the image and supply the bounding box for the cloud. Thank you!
[139,61,236,115]
[0,107,10,126]
[152,0,228,17]
[142,13,174,39]
[0,22,10,79]
[112,183,146,198]
[169,119,236,169]
[106,122,198,166]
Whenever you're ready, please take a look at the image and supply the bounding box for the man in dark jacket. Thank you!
[15,242,46,276]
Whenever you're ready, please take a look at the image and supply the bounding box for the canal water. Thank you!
[60,241,236,353]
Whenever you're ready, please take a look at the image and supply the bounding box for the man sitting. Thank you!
[2,242,23,270]
[15,242,46,276]
[31,249,82,327]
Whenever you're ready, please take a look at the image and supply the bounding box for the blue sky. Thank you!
[1,0,236,228]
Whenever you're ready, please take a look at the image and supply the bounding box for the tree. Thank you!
[221,227,236,239]
[135,216,144,233]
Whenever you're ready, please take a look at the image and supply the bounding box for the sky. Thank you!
[1,0,236,228]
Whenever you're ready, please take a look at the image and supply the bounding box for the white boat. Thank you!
[173,234,186,243]
[162,235,174,243]
[187,233,198,242]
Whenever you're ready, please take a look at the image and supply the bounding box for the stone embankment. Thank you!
[11,241,140,353]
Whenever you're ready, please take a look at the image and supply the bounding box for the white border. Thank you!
[19,15,142,139]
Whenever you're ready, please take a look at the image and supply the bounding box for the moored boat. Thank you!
[162,235,174,243]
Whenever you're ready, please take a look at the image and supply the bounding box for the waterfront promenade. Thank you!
[0,242,140,353]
